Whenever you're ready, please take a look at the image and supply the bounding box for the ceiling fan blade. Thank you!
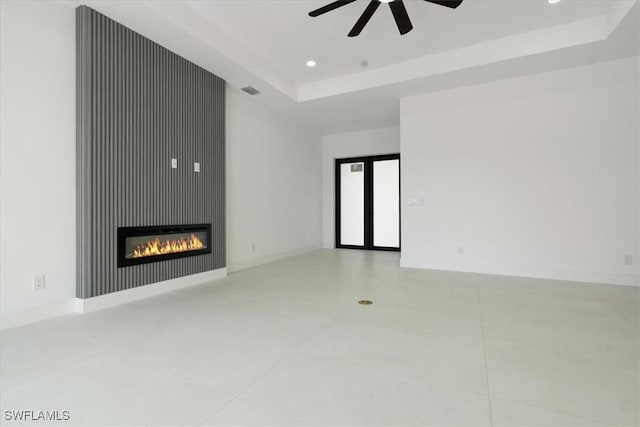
[309,0,357,17]
[389,1,413,35]
[422,0,464,9]
[348,0,380,37]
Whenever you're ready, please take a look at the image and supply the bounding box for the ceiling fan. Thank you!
[309,0,463,37]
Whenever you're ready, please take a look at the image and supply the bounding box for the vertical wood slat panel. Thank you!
[76,6,225,299]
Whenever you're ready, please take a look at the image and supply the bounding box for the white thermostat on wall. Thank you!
[194,162,200,172]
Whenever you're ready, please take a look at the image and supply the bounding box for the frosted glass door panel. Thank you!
[373,159,399,247]
[340,162,365,246]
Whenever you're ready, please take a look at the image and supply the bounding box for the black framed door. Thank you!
[335,154,400,251]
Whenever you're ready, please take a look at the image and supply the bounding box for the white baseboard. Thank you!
[1,298,81,331]
[227,246,321,273]
[400,258,639,287]
[78,268,227,313]
[0,268,227,330]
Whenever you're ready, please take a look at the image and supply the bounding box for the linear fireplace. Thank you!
[117,224,212,267]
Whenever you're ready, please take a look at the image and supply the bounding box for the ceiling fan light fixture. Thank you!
[548,0,561,3]
[306,60,317,67]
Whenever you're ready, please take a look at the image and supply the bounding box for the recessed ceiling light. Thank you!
[306,60,317,68]
[548,0,561,4]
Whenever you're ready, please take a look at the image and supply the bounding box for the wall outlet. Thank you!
[33,275,45,291]
[194,162,200,173]
[624,254,633,265]
[457,246,464,255]
[171,158,178,169]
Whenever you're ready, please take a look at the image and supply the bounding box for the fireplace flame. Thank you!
[132,234,204,258]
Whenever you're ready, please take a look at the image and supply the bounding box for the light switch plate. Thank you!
[408,198,424,207]
[171,158,178,169]
[194,162,200,173]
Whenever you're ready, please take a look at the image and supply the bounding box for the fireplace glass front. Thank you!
[117,224,212,267]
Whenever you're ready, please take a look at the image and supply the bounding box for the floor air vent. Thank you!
[241,86,260,95]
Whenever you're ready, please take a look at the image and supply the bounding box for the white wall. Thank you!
[226,88,323,271]
[401,57,639,286]
[322,127,400,248]
[0,1,77,317]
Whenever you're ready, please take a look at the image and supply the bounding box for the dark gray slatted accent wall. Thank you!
[76,6,225,299]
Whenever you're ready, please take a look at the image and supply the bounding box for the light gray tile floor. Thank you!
[1,249,638,426]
